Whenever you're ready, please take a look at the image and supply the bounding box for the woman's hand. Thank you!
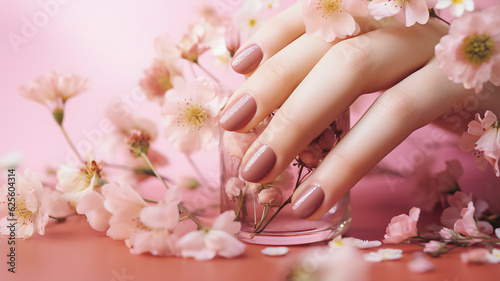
[219,3,499,220]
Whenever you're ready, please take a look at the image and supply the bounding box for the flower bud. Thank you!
[225,24,240,57]
[127,129,151,157]
[225,177,244,200]
[258,187,283,207]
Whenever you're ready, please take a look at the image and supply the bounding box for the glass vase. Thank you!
[220,110,351,245]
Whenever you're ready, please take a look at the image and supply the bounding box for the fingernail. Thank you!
[240,144,276,182]
[231,44,263,74]
[220,93,257,131]
[292,184,324,219]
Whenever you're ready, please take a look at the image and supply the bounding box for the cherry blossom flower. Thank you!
[258,186,283,207]
[407,253,435,273]
[301,0,369,42]
[460,110,500,176]
[234,0,264,36]
[368,0,435,27]
[102,182,148,240]
[19,71,89,110]
[453,201,483,237]
[435,6,500,93]
[224,177,244,200]
[177,211,245,260]
[435,0,474,17]
[423,241,447,257]
[40,188,74,218]
[154,35,182,63]
[224,24,240,57]
[76,191,111,232]
[383,207,420,244]
[460,248,489,264]
[139,59,180,105]
[0,169,49,239]
[262,0,280,10]
[364,248,403,262]
[261,247,289,256]
[162,77,226,154]
[56,150,103,205]
[329,235,381,249]
[487,249,500,263]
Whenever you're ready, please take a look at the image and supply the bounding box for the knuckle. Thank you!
[327,38,374,76]
[380,87,423,128]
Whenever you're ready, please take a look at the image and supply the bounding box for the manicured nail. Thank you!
[292,184,325,219]
[240,145,276,182]
[220,93,257,131]
[231,44,263,74]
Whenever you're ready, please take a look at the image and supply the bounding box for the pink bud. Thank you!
[225,24,240,56]
[258,187,283,207]
[225,177,244,200]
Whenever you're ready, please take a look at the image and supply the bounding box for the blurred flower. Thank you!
[178,177,200,190]
[435,6,500,93]
[368,0,435,27]
[179,22,211,63]
[102,182,148,240]
[40,188,74,218]
[460,248,489,264]
[56,150,103,205]
[329,235,381,249]
[139,59,180,104]
[460,110,500,176]
[222,130,258,159]
[0,169,49,239]
[162,77,226,154]
[454,201,483,237]
[407,253,435,273]
[76,191,111,232]
[261,247,289,256]
[127,129,151,157]
[435,159,463,193]
[224,24,240,57]
[0,151,23,170]
[298,143,322,169]
[234,0,264,36]
[423,241,447,257]
[439,227,465,240]
[154,35,182,62]
[177,211,245,260]
[262,0,280,9]
[258,186,283,207]
[364,248,403,262]
[487,249,500,263]
[383,207,420,244]
[301,0,368,42]
[224,177,244,200]
[496,228,500,238]
[435,0,474,17]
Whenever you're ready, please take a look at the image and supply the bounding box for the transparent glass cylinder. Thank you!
[220,111,351,245]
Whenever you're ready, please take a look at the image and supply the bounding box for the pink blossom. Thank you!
[435,0,474,17]
[139,59,180,105]
[224,177,244,200]
[102,182,148,240]
[435,160,463,193]
[40,188,74,218]
[368,0,435,27]
[178,22,211,62]
[298,143,322,169]
[126,230,177,256]
[435,6,500,93]
[19,70,88,110]
[225,23,240,56]
[301,0,369,42]
[234,0,264,37]
[423,241,446,257]
[439,227,455,239]
[476,221,494,235]
[222,130,259,160]
[407,253,435,273]
[0,169,49,239]
[154,35,182,63]
[162,77,226,154]
[460,110,500,176]
[76,191,111,232]
[454,202,481,237]
[383,207,420,244]
[460,248,489,264]
[177,211,245,260]
[258,187,283,207]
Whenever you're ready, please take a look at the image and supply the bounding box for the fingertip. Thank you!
[291,184,325,219]
[231,44,263,75]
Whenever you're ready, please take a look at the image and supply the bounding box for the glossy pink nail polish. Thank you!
[292,184,324,219]
[220,93,257,131]
[240,144,276,182]
[231,44,263,74]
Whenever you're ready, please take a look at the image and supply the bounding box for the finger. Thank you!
[238,20,448,183]
[221,33,338,132]
[231,3,305,75]
[291,61,472,220]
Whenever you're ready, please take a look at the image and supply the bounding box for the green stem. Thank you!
[59,125,84,163]
[235,183,249,221]
[143,198,159,204]
[141,152,205,230]
[141,152,170,189]
[195,62,221,84]
[253,205,270,233]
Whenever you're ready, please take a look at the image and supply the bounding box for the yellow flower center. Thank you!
[157,75,173,91]
[15,198,33,221]
[321,0,341,14]
[80,160,103,187]
[462,33,495,66]
[248,18,257,27]
[180,102,208,130]
[451,0,463,4]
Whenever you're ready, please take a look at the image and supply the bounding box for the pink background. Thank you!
[0,0,499,210]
